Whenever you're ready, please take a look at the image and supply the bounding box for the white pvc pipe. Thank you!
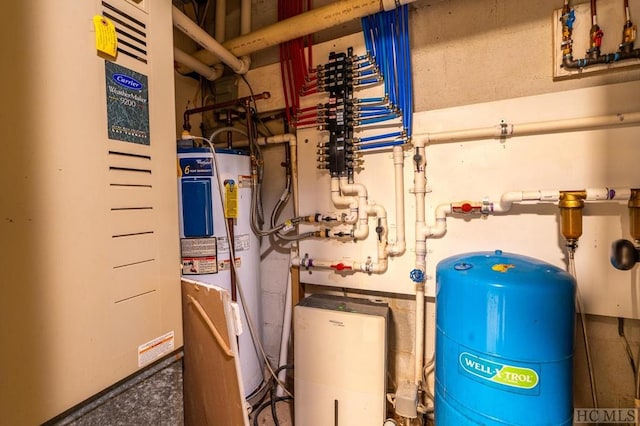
[173,5,250,74]
[411,138,428,389]
[421,111,640,144]
[173,47,224,81]
[215,0,226,42]
[419,187,634,239]
[387,146,406,256]
[276,262,293,397]
[415,283,425,385]
[338,177,371,239]
[181,0,417,70]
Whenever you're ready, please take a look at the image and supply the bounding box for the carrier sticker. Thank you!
[138,331,175,367]
[491,263,516,273]
[105,62,149,145]
[459,351,539,390]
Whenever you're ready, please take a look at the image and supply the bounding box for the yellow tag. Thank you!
[93,15,118,58]
[492,264,515,273]
[224,181,238,219]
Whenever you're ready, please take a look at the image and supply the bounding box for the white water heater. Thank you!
[294,294,389,426]
[0,1,182,423]
[177,147,264,397]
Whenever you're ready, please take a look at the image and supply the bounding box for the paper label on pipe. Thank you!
[93,15,118,58]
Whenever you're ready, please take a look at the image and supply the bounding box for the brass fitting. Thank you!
[622,22,637,45]
[559,191,587,245]
[629,189,640,243]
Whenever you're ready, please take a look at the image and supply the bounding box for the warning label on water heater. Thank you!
[105,62,150,145]
[181,237,218,274]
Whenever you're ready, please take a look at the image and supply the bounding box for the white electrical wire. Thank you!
[189,135,294,399]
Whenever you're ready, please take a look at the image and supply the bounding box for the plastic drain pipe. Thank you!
[178,0,417,73]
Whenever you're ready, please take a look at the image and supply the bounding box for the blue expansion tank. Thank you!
[435,250,575,425]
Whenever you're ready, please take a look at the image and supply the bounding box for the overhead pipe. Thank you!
[173,47,224,81]
[215,0,226,42]
[178,0,417,73]
[172,5,250,74]
[418,111,640,144]
[241,0,251,35]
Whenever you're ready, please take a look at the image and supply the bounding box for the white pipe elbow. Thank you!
[353,223,369,240]
[264,133,296,146]
[366,203,387,219]
[496,191,523,212]
[235,55,251,74]
[339,178,368,198]
[330,178,354,208]
[387,241,406,256]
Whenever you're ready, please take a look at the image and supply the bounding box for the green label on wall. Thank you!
[105,62,150,145]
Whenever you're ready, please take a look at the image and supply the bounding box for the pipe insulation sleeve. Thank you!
[173,48,224,81]
[172,6,250,74]
[180,0,417,72]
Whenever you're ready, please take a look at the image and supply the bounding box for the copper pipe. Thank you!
[182,91,270,131]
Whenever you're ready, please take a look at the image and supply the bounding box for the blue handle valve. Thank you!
[409,269,425,283]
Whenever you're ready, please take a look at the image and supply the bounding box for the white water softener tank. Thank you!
[177,147,263,397]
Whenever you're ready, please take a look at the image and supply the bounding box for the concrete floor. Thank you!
[51,358,292,426]
[251,400,293,426]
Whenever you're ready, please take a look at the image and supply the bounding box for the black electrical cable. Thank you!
[252,396,293,426]
[618,317,637,380]
[251,364,294,426]
[240,74,275,137]
[270,364,294,426]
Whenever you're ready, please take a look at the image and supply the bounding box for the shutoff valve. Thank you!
[409,269,425,283]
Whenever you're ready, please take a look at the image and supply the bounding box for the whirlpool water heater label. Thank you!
[105,62,150,145]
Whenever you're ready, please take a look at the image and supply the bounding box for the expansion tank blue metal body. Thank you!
[435,251,575,425]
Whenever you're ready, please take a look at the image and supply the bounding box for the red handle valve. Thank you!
[331,263,352,271]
